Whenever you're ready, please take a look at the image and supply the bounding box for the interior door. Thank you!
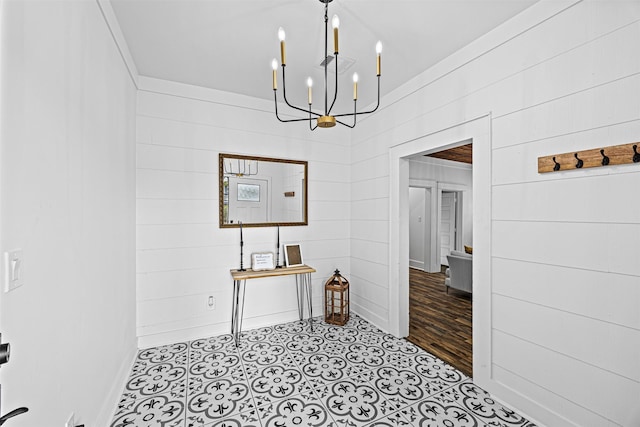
[409,187,426,270]
[440,191,457,265]
[228,177,269,224]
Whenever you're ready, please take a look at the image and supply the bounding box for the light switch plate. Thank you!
[4,249,24,292]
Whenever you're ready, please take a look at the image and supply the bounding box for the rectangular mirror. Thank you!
[219,153,308,228]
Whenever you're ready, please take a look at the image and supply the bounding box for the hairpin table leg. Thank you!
[231,279,247,346]
[296,275,304,321]
[238,280,246,344]
[296,273,313,331]
[305,272,313,332]
[231,279,239,345]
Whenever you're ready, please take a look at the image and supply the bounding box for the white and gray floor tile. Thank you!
[110,315,536,427]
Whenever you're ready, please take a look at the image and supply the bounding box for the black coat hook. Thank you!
[552,156,560,171]
[600,149,610,166]
[574,153,583,169]
[634,145,640,163]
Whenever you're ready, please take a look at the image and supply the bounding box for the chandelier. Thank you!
[223,158,258,177]
[271,0,382,130]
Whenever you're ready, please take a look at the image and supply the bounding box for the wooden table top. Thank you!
[230,265,316,280]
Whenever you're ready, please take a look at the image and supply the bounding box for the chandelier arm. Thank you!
[309,105,318,131]
[334,100,357,128]
[335,119,355,128]
[276,116,317,123]
[281,66,322,117]
[275,90,316,123]
[276,117,318,123]
[332,76,381,118]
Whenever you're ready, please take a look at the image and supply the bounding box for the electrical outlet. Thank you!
[207,296,215,310]
[65,412,74,427]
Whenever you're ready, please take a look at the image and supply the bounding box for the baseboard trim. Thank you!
[95,344,137,426]
[351,302,390,336]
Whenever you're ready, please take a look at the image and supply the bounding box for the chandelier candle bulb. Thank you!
[278,27,286,65]
[376,41,382,76]
[353,72,358,100]
[332,15,339,53]
[271,59,278,90]
[307,77,313,104]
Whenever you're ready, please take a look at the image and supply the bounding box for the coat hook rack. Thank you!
[538,141,640,173]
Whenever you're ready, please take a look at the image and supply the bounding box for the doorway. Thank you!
[406,151,472,375]
[388,115,492,386]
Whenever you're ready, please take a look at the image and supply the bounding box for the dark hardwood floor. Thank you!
[407,267,473,377]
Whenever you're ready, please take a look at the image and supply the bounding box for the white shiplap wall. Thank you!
[135,78,352,348]
[351,1,640,426]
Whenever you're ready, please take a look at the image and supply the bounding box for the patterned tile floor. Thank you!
[110,315,536,427]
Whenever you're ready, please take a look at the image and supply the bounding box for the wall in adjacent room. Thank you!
[409,156,473,252]
[0,1,137,426]
[351,1,640,426]
[135,77,351,348]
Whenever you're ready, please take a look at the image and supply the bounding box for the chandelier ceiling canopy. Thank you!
[272,0,382,130]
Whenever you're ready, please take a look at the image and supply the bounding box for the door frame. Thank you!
[388,114,492,387]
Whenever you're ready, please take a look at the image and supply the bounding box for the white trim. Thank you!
[364,0,580,127]
[96,0,139,88]
[136,76,328,133]
[408,179,437,188]
[96,345,138,427]
[437,182,468,192]
[410,155,473,171]
[138,75,273,112]
[388,114,492,387]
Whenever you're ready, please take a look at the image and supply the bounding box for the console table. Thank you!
[230,265,316,345]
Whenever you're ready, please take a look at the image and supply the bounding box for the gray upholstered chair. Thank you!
[444,253,472,294]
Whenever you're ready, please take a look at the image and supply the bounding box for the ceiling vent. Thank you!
[319,55,334,67]
[318,55,356,75]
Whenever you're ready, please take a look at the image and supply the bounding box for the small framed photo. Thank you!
[251,252,275,271]
[284,244,303,267]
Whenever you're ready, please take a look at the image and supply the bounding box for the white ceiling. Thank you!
[110,0,538,114]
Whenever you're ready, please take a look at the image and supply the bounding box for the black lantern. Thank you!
[324,269,349,326]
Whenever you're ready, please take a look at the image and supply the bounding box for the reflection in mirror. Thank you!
[219,154,308,227]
